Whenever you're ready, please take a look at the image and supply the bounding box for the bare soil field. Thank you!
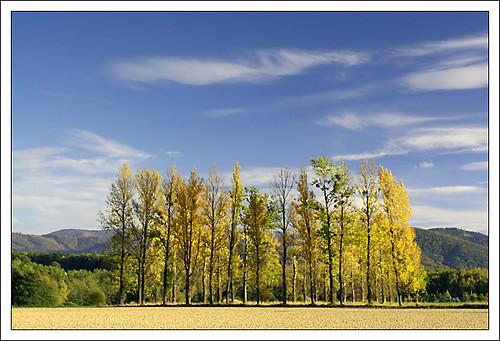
[11,306,488,330]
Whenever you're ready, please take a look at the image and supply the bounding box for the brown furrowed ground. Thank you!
[11,306,488,330]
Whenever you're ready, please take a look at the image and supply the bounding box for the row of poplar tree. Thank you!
[99,157,424,306]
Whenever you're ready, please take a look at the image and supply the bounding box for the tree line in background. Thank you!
[11,157,489,307]
[11,251,488,307]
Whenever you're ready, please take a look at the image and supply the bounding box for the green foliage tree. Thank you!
[331,159,356,305]
[98,163,135,304]
[67,269,106,306]
[12,254,69,307]
[310,156,337,304]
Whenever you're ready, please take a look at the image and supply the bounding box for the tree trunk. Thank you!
[202,259,207,304]
[243,229,248,304]
[309,261,315,305]
[119,242,125,305]
[282,209,287,305]
[171,262,176,303]
[366,211,372,305]
[225,244,233,304]
[217,264,222,303]
[338,207,344,306]
[185,263,191,306]
[303,261,307,303]
[256,244,260,305]
[292,258,297,302]
[137,262,142,305]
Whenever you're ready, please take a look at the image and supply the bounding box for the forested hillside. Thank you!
[13,227,487,270]
[413,227,488,270]
[428,227,488,246]
[12,229,110,254]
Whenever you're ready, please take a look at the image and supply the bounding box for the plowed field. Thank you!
[11,306,488,330]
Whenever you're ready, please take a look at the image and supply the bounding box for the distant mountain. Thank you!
[13,227,488,270]
[12,229,111,254]
[413,227,488,270]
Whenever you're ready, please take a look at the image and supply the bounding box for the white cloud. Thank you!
[12,147,69,171]
[111,48,369,86]
[410,204,487,233]
[316,111,440,130]
[13,131,152,176]
[238,166,284,187]
[333,146,409,161]
[332,125,487,161]
[165,151,179,156]
[204,108,245,118]
[401,127,487,152]
[67,129,152,159]
[460,161,488,171]
[12,130,153,233]
[419,160,435,169]
[409,185,485,196]
[403,63,488,91]
[392,34,487,57]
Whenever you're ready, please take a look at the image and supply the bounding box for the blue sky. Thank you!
[5,9,497,236]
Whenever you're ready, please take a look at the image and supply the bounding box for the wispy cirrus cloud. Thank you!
[111,48,370,86]
[390,34,487,57]
[67,129,152,159]
[401,126,487,152]
[409,185,485,196]
[393,33,488,92]
[333,146,409,162]
[315,111,441,130]
[460,161,488,171]
[403,63,488,91]
[333,126,487,161]
[12,130,154,233]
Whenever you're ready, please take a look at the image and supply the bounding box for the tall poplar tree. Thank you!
[99,163,135,305]
[293,165,319,304]
[132,168,162,305]
[331,159,355,305]
[378,166,421,306]
[357,159,379,305]
[310,156,337,305]
[158,165,179,305]
[174,170,204,306]
[242,187,275,305]
[270,166,295,305]
[225,161,244,303]
[202,164,229,305]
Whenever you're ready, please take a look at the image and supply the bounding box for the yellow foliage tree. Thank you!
[225,161,244,303]
[378,166,421,306]
[293,165,320,304]
[132,168,162,306]
[173,170,204,306]
[202,163,229,305]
